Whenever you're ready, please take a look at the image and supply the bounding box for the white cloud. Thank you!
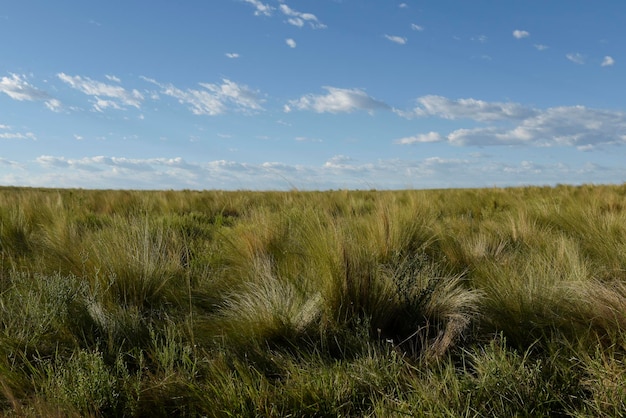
[395,132,444,144]
[162,84,223,115]
[34,156,69,168]
[384,34,407,45]
[513,30,530,39]
[45,98,62,112]
[601,55,615,67]
[105,74,121,83]
[279,4,326,29]
[323,155,356,169]
[57,73,143,111]
[4,151,622,190]
[0,157,20,168]
[295,136,322,142]
[566,53,585,64]
[143,77,264,115]
[243,0,272,16]
[36,156,200,174]
[286,38,297,48]
[0,131,36,140]
[286,86,389,114]
[471,35,488,43]
[315,156,614,189]
[29,155,307,189]
[485,107,604,147]
[399,3,408,8]
[93,97,123,112]
[199,79,264,111]
[402,95,537,121]
[398,96,626,149]
[0,125,37,142]
[534,44,549,51]
[0,74,46,101]
[411,23,424,31]
[0,73,61,111]
[226,52,240,58]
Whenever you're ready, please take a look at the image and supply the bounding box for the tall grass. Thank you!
[0,184,625,415]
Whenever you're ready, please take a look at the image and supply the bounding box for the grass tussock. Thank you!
[1,184,626,416]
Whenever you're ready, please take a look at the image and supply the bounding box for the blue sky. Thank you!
[1,1,625,190]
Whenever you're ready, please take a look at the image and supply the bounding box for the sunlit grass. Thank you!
[0,184,626,415]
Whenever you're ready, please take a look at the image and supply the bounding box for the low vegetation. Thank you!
[0,184,625,416]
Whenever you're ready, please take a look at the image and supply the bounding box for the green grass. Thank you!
[0,184,626,416]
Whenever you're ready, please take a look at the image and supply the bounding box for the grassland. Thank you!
[0,184,625,416]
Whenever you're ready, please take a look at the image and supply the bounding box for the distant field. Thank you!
[0,184,625,416]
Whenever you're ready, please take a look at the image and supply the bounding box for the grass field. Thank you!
[1,184,625,416]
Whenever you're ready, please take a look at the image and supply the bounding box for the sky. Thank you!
[1,1,625,190]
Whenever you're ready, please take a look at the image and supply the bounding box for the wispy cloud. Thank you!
[566,53,585,64]
[384,34,407,45]
[142,77,224,115]
[0,126,36,140]
[411,23,424,31]
[285,86,389,114]
[0,74,48,101]
[242,0,272,16]
[36,155,204,174]
[142,77,264,115]
[279,4,326,29]
[513,29,530,39]
[45,99,62,112]
[31,155,307,189]
[0,132,36,140]
[0,157,21,168]
[295,136,322,143]
[286,38,297,48]
[513,106,626,149]
[0,73,61,111]
[400,95,537,121]
[471,35,488,43]
[225,52,240,58]
[534,44,549,51]
[601,55,615,67]
[57,73,143,111]
[5,152,623,190]
[395,132,444,145]
[200,79,264,112]
[0,123,36,140]
[397,96,626,150]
